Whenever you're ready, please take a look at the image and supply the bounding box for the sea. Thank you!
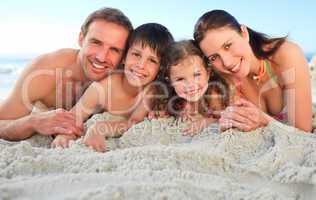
[0,54,315,102]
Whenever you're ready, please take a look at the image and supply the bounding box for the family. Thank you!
[0,7,312,152]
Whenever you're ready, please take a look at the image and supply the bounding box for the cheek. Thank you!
[174,84,185,96]
[150,66,160,77]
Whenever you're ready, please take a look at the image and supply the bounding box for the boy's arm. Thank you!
[91,86,154,138]
[70,81,107,123]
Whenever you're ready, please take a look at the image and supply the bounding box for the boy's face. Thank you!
[124,42,161,87]
[79,20,129,81]
[169,55,210,102]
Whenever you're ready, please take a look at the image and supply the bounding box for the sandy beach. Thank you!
[0,113,316,200]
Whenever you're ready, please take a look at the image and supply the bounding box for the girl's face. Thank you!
[169,55,210,102]
[124,42,161,87]
[199,26,253,80]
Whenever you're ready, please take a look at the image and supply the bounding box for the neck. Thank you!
[185,101,200,114]
[248,56,262,78]
[121,75,142,97]
[71,50,89,82]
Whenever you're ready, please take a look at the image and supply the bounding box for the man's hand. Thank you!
[33,108,84,136]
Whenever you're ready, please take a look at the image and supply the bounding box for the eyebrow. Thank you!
[131,47,159,60]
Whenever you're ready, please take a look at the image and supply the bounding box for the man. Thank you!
[0,7,133,141]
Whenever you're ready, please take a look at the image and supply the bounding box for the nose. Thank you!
[136,57,146,70]
[185,80,198,91]
[96,46,110,63]
[220,52,233,68]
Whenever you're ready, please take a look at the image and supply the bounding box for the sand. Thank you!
[0,113,316,200]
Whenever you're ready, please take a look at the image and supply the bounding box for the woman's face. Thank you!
[199,26,253,80]
[169,55,210,102]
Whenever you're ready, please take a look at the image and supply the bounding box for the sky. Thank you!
[0,0,315,58]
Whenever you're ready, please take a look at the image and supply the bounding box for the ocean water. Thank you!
[0,55,315,102]
[0,58,29,100]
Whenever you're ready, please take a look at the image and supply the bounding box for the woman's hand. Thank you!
[219,98,272,132]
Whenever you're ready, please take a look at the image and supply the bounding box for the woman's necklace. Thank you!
[252,60,266,85]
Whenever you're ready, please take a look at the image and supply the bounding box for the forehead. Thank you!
[200,27,239,54]
[129,42,160,58]
[170,56,205,75]
[86,20,129,48]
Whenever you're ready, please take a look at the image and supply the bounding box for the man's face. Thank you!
[79,20,129,81]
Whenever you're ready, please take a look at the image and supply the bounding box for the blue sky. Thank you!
[0,0,315,58]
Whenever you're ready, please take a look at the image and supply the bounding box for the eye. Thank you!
[110,47,121,54]
[149,58,159,64]
[209,54,219,62]
[224,43,232,50]
[131,52,141,57]
[194,72,201,77]
[90,39,101,45]
[175,77,184,82]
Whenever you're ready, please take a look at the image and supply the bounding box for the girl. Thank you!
[194,10,312,132]
[160,40,230,135]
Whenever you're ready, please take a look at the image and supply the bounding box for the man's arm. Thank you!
[0,56,82,141]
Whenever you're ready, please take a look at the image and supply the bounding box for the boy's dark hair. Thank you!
[194,9,287,60]
[127,23,174,81]
[125,23,174,111]
[81,7,133,37]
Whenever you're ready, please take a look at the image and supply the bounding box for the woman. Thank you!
[194,10,312,132]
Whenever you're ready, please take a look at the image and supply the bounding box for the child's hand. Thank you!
[51,134,77,148]
[148,110,169,120]
[178,111,194,122]
[183,117,217,136]
[83,123,106,152]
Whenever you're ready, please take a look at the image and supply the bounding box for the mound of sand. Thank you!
[0,113,316,200]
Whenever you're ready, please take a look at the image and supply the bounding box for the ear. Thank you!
[78,32,84,47]
[240,24,249,42]
[121,57,126,65]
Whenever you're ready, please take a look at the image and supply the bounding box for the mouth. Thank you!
[90,61,111,74]
[129,69,147,79]
[230,58,242,74]
[186,88,201,96]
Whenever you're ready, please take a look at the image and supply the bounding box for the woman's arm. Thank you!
[273,41,312,132]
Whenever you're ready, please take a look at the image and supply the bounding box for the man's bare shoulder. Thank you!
[29,48,79,71]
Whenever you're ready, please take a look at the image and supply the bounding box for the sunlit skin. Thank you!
[0,18,131,141]
[169,55,210,103]
[78,20,129,81]
[124,43,161,88]
[167,55,218,135]
[199,25,312,132]
[52,43,161,151]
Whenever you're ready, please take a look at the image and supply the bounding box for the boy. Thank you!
[52,23,174,152]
